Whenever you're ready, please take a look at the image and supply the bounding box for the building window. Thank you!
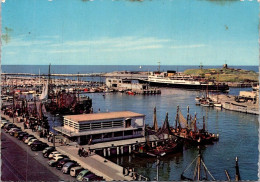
[102,121,112,128]
[92,134,102,140]
[91,122,101,129]
[103,133,112,138]
[113,120,123,128]
[114,131,123,137]
[124,130,133,136]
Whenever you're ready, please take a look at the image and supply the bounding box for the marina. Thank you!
[1,69,258,180]
[2,0,259,180]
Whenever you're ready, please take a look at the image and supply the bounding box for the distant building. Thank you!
[223,64,228,69]
[54,111,145,145]
[106,78,148,91]
[239,91,258,102]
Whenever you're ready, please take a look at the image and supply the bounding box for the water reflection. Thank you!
[48,87,258,180]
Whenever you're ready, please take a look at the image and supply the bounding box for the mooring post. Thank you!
[120,146,124,155]
[108,148,111,156]
[117,147,120,155]
[103,148,106,157]
[129,145,131,154]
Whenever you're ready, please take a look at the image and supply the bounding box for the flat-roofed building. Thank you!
[54,111,145,145]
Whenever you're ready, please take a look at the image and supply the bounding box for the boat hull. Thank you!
[139,80,229,92]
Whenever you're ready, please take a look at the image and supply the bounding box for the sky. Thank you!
[1,0,259,65]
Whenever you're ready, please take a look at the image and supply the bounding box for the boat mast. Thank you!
[77,72,80,102]
[203,116,205,131]
[194,113,197,132]
[225,170,231,181]
[157,61,161,73]
[235,157,241,181]
[48,63,51,98]
[186,105,190,127]
[153,107,159,131]
[175,106,179,129]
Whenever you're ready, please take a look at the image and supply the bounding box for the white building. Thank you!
[54,111,145,145]
[106,78,148,91]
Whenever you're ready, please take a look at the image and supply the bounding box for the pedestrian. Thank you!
[78,148,82,157]
[23,122,27,129]
[81,148,85,156]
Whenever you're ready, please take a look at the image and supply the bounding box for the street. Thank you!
[1,130,75,181]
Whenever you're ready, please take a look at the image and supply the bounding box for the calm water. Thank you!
[83,88,258,181]
[3,65,259,180]
[1,65,259,74]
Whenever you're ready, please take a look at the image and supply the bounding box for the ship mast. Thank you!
[157,61,161,73]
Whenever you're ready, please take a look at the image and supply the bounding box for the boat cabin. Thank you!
[54,111,145,145]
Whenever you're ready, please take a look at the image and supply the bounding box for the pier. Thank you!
[210,94,259,115]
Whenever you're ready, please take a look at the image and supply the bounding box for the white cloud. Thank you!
[48,36,168,54]
[170,44,206,49]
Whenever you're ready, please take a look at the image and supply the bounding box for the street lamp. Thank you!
[52,114,59,147]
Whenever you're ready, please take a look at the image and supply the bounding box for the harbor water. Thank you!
[2,65,259,180]
[84,88,258,181]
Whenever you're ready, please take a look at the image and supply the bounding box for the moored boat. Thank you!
[139,71,229,92]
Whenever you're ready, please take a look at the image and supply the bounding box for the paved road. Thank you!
[1,130,75,181]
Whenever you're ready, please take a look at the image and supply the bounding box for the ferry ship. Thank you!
[139,71,229,92]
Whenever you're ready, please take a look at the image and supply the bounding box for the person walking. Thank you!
[78,148,82,157]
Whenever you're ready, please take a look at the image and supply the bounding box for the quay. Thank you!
[0,112,144,181]
[210,94,259,115]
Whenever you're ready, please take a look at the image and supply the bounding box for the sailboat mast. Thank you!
[175,106,179,129]
[48,63,51,97]
[197,154,201,181]
[203,116,205,131]
[235,157,241,181]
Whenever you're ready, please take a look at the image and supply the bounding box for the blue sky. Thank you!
[1,0,259,65]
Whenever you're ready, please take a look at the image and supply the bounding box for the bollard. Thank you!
[129,145,131,154]
[120,146,124,155]
[152,142,154,148]
[108,148,111,156]
[103,148,106,157]
[117,147,120,155]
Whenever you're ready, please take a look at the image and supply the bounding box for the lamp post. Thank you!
[52,114,59,147]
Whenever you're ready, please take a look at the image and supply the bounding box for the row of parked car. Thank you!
[1,118,104,181]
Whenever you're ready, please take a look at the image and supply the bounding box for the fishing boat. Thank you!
[171,106,219,145]
[134,111,183,157]
[214,103,222,107]
[146,139,183,157]
[181,151,215,181]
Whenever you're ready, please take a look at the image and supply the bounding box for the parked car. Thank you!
[48,151,60,159]
[24,137,36,144]
[61,161,78,174]
[82,173,98,181]
[4,124,17,132]
[14,131,25,138]
[22,134,34,142]
[1,120,9,128]
[52,153,66,159]
[18,132,29,140]
[9,128,22,136]
[28,138,38,146]
[56,158,73,170]
[42,147,55,158]
[31,141,48,151]
[53,154,68,161]
[76,170,91,181]
[70,166,84,177]
[48,157,68,167]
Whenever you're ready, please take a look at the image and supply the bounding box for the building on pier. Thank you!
[54,111,145,145]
